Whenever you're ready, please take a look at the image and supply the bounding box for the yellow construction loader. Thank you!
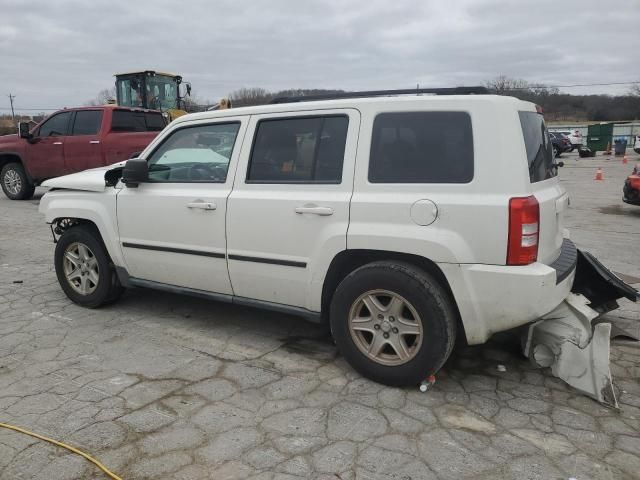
[114,70,191,122]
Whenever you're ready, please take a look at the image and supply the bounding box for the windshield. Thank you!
[519,111,556,183]
[146,75,179,110]
[116,75,179,110]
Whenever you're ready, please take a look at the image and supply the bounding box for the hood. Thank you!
[41,161,126,192]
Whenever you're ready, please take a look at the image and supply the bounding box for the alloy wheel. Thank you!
[3,169,22,196]
[62,242,100,295]
[348,289,423,366]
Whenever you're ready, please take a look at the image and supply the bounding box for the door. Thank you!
[227,109,359,311]
[116,118,247,294]
[26,111,72,180]
[64,110,105,173]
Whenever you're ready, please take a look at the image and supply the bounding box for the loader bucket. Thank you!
[523,249,639,408]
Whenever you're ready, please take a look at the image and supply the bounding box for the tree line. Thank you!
[484,76,640,122]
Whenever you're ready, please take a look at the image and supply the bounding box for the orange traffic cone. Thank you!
[623,155,628,164]
[595,167,604,181]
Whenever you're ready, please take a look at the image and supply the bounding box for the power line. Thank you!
[2,80,638,113]
[0,107,58,111]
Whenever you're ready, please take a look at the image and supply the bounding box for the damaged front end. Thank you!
[523,250,639,408]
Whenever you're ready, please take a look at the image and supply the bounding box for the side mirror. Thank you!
[121,158,148,188]
[18,122,33,140]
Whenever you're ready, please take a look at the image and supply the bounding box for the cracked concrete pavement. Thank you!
[0,151,639,480]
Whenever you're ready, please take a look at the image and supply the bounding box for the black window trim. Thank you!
[245,113,350,185]
[144,120,242,184]
[70,109,104,137]
[367,110,475,185]
[37,110,73,137]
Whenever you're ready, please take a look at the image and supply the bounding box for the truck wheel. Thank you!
[1,162,35,200]
[54,225,124,308]
[330,261,456,386]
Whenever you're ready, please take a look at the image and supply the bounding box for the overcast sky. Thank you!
[1,0,639,113]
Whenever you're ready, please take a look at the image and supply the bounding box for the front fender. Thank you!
[38,189,124,266]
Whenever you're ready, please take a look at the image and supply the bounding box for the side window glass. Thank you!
[369,112,473,183]
[247,115,348,183]
[147,122,240,183]
[72,110,103,136]
[38,112,72,137]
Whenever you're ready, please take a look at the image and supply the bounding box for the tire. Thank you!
[1,162,35,200]
[329,261,456,386]
[54,224,124,308]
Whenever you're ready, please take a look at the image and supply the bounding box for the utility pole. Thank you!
[8,94,16,124]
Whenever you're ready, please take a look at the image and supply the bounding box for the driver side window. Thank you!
[147,122,240,183]
[38,112,72,137]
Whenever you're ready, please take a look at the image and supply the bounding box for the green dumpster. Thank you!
[587,123,614,152]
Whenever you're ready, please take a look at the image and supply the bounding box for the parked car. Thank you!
[554,130,583,151]
[549,132,571,157]
[634,135,640,154]
[38,91,636,390]
[623,165,640,205]
[0,105,165,200]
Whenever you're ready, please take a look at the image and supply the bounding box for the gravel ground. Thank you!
[0,150,639,480]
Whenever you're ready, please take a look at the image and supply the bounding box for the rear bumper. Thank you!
[441,239,638,345]
[440,257,575,345]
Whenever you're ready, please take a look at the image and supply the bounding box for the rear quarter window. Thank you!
[111,110,165,132]
[368,111,473,183]
[519,111,556,183]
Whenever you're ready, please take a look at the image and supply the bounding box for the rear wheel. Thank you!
[1,162,35,200]
[54,225,124,307]
[330,261,456,386]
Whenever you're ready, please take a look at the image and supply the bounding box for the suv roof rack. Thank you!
[269,86,489,104]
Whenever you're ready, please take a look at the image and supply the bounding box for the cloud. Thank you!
[1,0,638,112]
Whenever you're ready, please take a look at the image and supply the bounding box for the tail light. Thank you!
[507,196,539,265]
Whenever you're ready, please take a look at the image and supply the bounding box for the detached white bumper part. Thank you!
[523,250,639,408]
[524,293,616,407]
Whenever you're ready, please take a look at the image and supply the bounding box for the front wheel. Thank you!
[1,162,35,200]
[54,225,124,307]
[330,261,457,386]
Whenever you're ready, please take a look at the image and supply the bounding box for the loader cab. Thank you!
[115,71,191,120]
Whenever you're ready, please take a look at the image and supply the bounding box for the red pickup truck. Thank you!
[0,105,164,199]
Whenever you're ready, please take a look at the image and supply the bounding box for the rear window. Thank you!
[368,112,473,183]
[111,110,165,132]
[519,111,556,183]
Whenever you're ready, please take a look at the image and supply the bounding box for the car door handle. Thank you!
[89,140,100,144]
[294,205,334,216]
[53,142,63,145]
[186,201,216,210]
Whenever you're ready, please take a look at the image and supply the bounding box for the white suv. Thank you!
[39,89,634,388]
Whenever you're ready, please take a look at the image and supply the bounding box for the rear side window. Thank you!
[247,115,348,183]
[369,112,473,183]
[72,110,103,135]
[519,111,555,183]
[111,110,165,132]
